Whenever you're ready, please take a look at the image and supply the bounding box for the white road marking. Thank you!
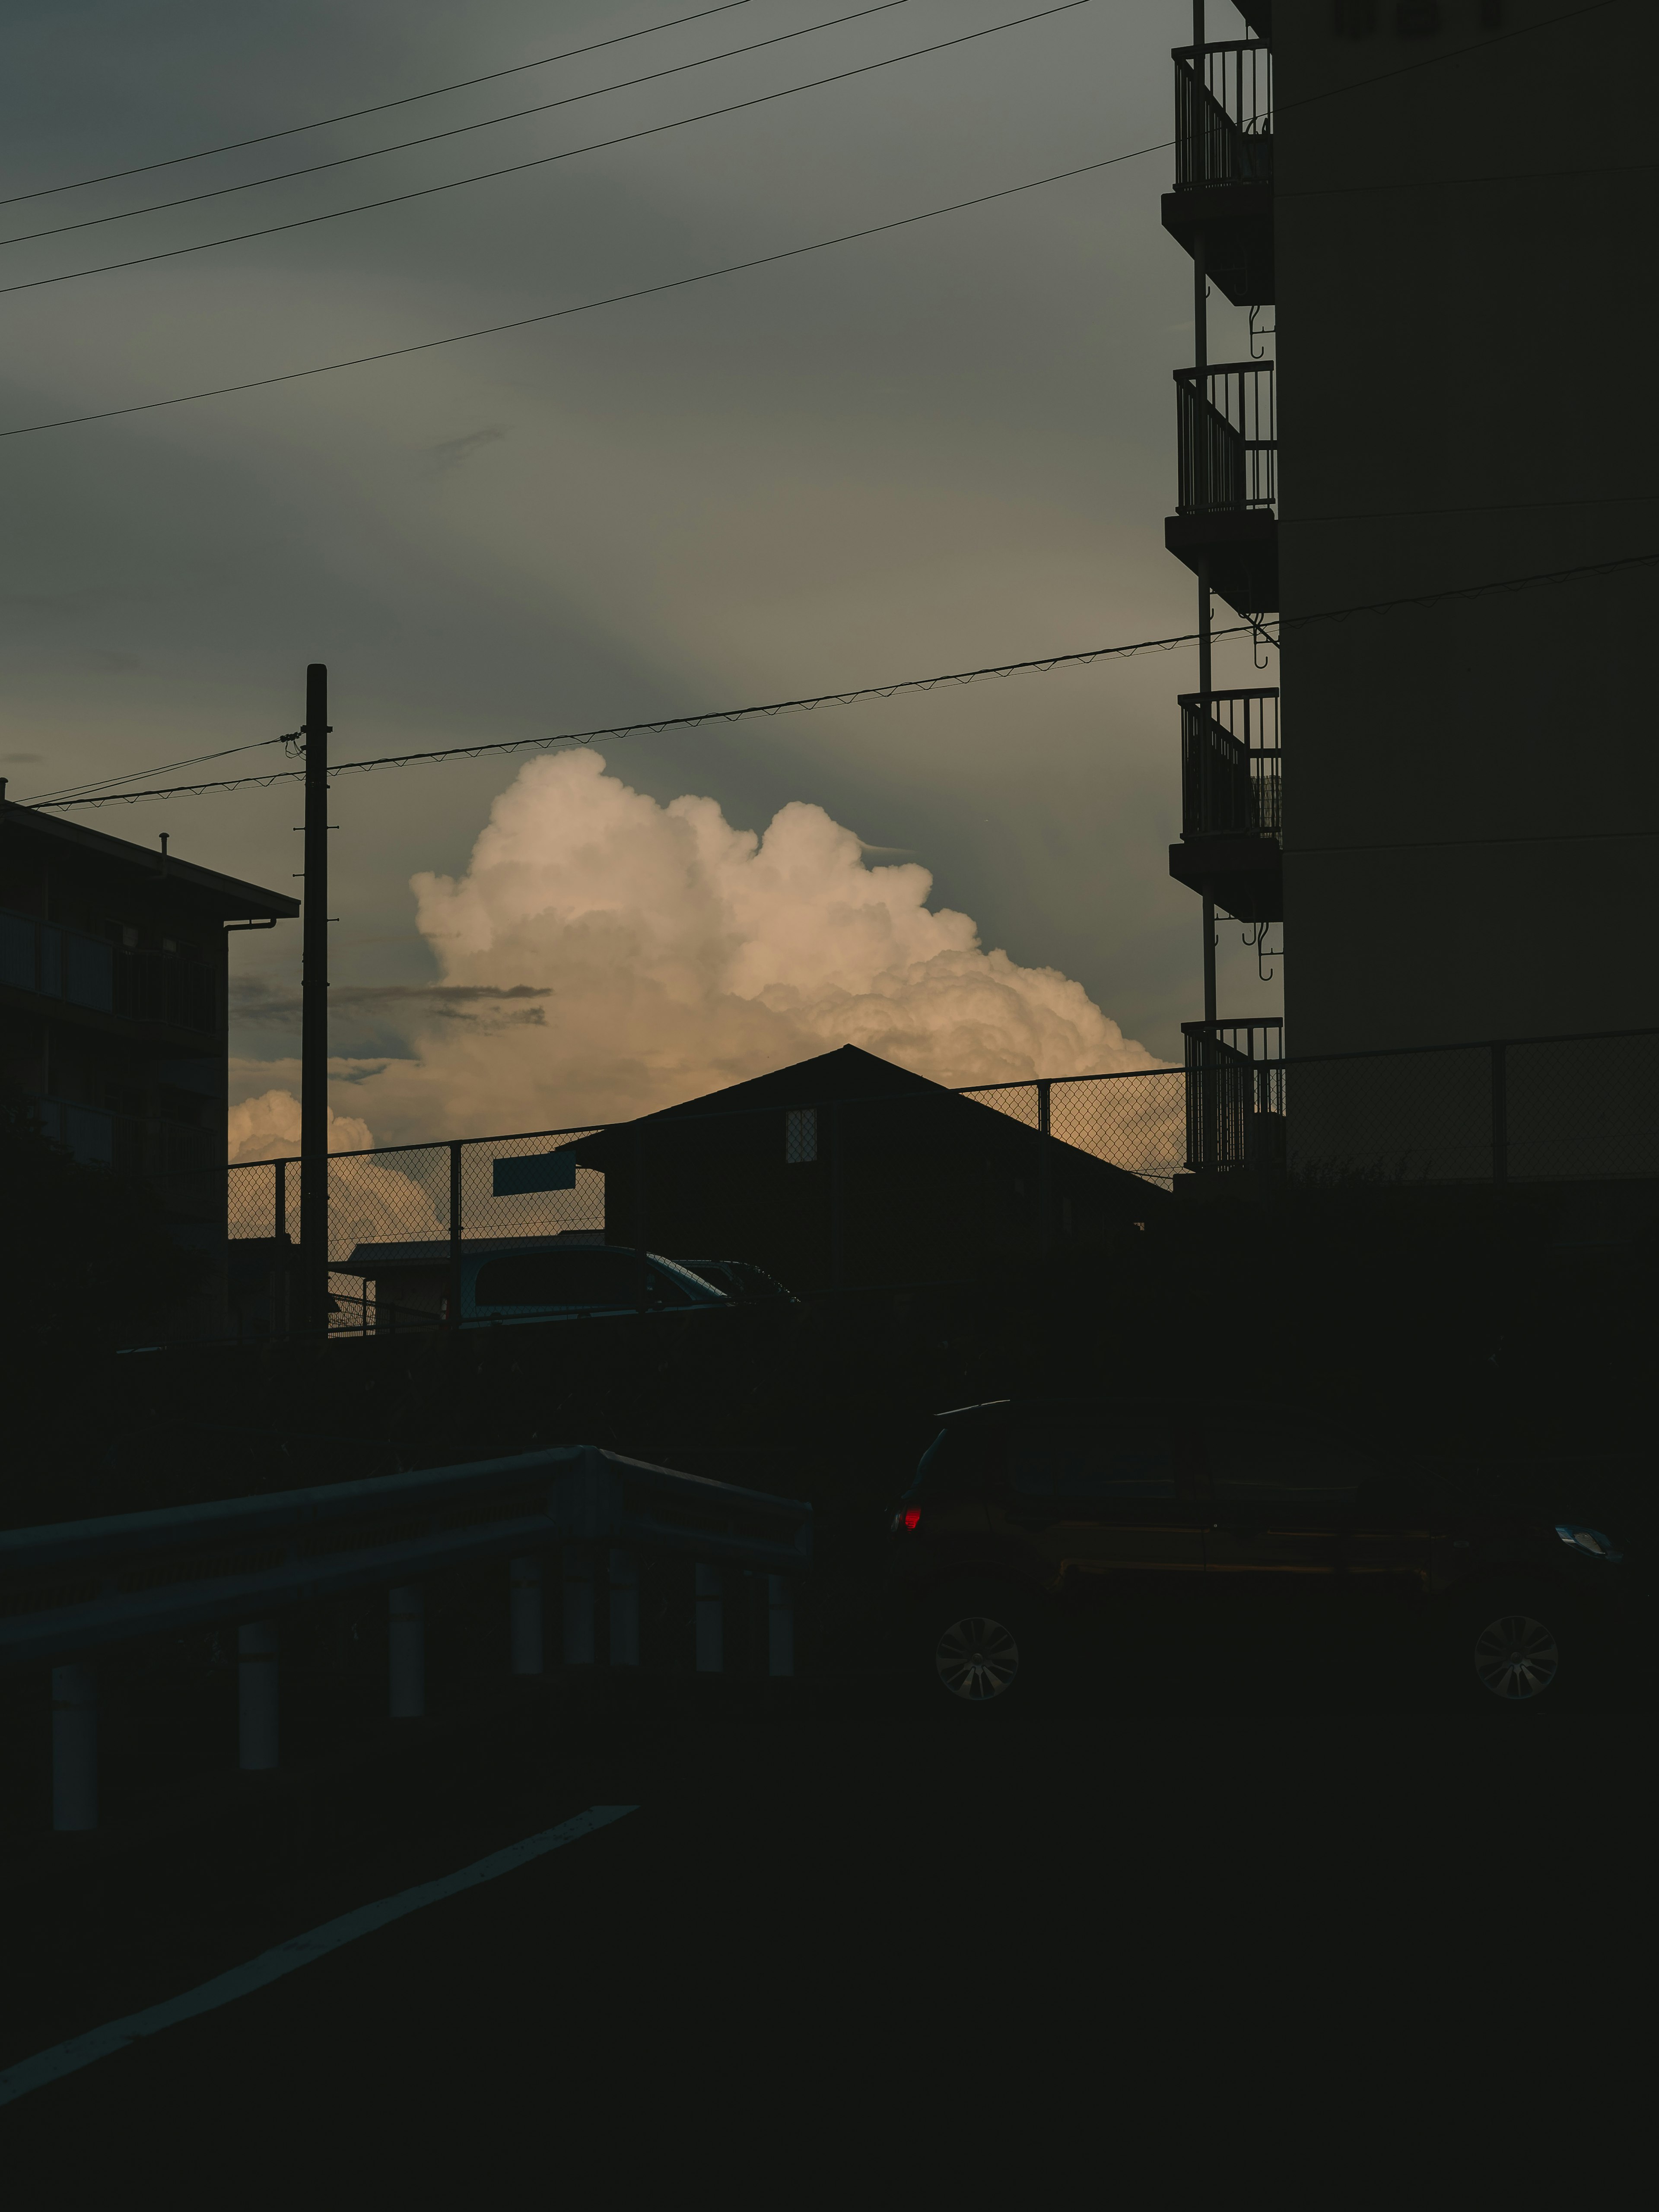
[0,1804,638,2107]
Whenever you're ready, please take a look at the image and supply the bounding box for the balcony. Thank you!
[1182,1019,1284,1177]
[1168,687,1282,923]
[0,907,218,1033]
[1165,361,1278,617]
[1161,41,1274,305]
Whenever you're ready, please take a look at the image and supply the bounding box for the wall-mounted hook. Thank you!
[1241,918,1282,983]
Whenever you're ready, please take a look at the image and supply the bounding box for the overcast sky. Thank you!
[0,0,1280,1139]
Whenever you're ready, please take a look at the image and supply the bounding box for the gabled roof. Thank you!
[569,1043,1167,1204]
[0,800,299,922]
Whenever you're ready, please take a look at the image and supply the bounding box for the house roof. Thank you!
[0,800,299,921]
[569,1043,1168,1204]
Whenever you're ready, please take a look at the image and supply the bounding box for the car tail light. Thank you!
[902,1506,922,1531]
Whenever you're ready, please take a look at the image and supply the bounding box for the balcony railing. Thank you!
[0,907,217,1032]
[32,1095,219,1183]
[1173,41,1273,190]
[1181,689,1281,841]
[1182,1019,1284,1174]
[1175,362,1276,514]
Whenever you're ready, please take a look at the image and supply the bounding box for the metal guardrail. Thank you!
[1173,39,1272,190]
[1174,360,1276,514]
[2,1446,811,1833]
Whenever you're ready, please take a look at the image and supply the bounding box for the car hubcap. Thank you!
[1473,1613,1560,1701]
[935,1615,1019,1701]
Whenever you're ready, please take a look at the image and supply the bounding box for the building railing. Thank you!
[1174,362,1276,514]
[1180,688,1281,839]
[1183,1019,1284,1174]
[1173,40,1273,189]
[0,1443,811,1831]
[0,907,217,1032]
[34,1095,219,1181]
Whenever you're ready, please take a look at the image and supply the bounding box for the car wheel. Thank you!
[1451,1586,1573,1709]
[922,1584,1038,1705]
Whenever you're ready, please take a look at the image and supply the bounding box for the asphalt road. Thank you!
[0,1660,1643,2181]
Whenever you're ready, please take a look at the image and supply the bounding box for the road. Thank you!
[0,1667,1641,2177]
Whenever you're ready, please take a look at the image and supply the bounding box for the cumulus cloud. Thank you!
[227,1087,444,1254]
[234,750,1171,1163]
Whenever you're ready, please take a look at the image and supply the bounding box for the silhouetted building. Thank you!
[0,795,298,1326]
[1161,2,1655,1191]
[571,1045,1166,1292]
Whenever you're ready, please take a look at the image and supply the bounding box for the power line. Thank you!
[0,2,758,209]
[0,2,1625,439]
[22,734,291,805]
[0,2,1091,301]
[0,2,910,251]
[18,552,1656,814]
[0,145,1164,442]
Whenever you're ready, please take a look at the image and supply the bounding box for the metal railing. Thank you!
[1180,688,1281,840]
[0,907,217,1032]
[1175,361,1276,514]
[200,1022,1659,1341]
[0,1444,811,1831]
[1173,40,1273,189]
[32,1095,219,1180]
[1179,1024,1659,1184]
[1183,1019,1285,1174]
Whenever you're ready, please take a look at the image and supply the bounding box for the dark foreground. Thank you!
[0,1644,1644,2176]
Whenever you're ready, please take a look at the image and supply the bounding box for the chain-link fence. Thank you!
[1277,1030,1659,1186]
[956,1069,1188,1188]
[226,1126,602,1338]
[211,1028,1658,1343]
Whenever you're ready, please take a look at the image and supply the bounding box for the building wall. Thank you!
[1274,0,1659,1056]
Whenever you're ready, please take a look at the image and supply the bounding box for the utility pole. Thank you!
[299,663,330,1339]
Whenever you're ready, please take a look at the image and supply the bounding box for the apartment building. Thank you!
[0,794,297,1310]
[1162,0,1656,1188]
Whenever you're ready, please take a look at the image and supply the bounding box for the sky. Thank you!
[0,0,1281,1149]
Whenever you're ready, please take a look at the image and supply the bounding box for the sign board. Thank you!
[493,1151,578,1197]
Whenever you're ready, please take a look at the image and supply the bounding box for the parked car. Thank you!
[453,1244,731,1325]
[885,1397,1633,1711]
[673,1257,800,1305]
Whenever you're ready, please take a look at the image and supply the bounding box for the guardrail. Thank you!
[0,1446,811,1834]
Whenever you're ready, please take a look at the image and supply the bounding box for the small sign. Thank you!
[493,1151,578,1196]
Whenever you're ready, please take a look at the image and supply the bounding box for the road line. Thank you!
[0,1804,638,2107]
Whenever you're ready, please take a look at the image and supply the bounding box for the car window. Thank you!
[1205,1423,1371,1510]
[908,1416,1002,1499]
[1010,1410,1175,1500]
[474,1249,639,1308]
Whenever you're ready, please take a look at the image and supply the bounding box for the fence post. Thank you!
[767,1576,795,1679]
[1036,1081,1053,1251]
[563,1546,595,1665]
[388,1585,425,1719]
[238,1620,279,1771]
[273,1156,289,1339]
[52,1661,97,1833]
[695,1564,724,1674]
[510,1556,543,1676]
[447,1140,463,1331]
[608,1549,639,1666]
[1491,1041,1509,1184]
